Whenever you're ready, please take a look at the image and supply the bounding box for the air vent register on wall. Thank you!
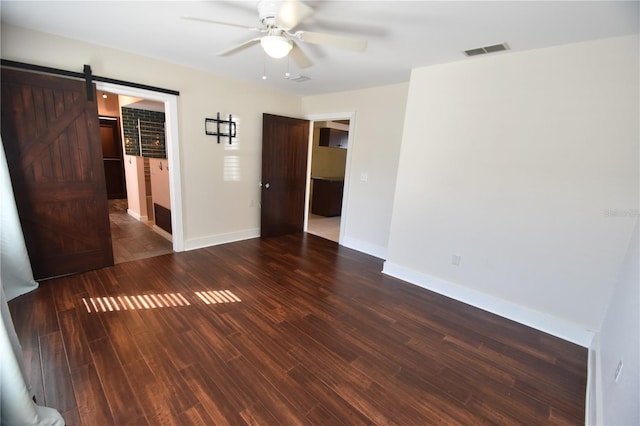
[464,42,510,57]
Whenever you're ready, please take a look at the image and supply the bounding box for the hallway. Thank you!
[109,199,173,264]
[307,214,340,242]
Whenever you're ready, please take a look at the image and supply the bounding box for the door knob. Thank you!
[265,183,270,188]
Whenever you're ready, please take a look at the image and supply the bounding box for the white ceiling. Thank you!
[1,1,638,96]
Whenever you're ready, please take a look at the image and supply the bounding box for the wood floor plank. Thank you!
[120,358,181,425]
[239,402,281,426]
[101,313,144,366]
[181,364,237,426]
[33,284,59,336]
[61,407,81,426]
[177,403,218,426]
[75,275,108,342]
[52,273,85,312]
[58,308,93,371]
[229,311,301,372]
[287,364,373,425]
[150,328,197,371]
[128,330,199,415]
[304,403,343,426]
[285,323,371,385]
[70,363,115,425]
[187,312,242,363]
[287,315,361,363]
[88,336,146,424]
[40,331,76,412]
[8,233,587,425]
[328,382,395,425]
[225,355,310,425]
[227,331,318,414]
[8,294,46,404]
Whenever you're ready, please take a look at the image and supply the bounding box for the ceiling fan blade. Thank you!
[289,43,313,69]
[294,31,367,52]
[218,38,262,57]
[181,16,262,32]
[277,0,313,30]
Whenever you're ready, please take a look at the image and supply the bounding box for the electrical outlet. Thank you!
[614,360,623,382]
[452,255,461,266]
[360,173,368,182]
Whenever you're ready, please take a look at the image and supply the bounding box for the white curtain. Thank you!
[0,138,64,425]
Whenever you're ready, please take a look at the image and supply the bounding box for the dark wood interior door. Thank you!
[100,117,127,199]
[1,68,114,280]
[261,113,310,238]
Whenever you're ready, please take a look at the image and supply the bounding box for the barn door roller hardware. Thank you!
[205,113,237,144]
[0,60,180,96]
[83,65,94,101]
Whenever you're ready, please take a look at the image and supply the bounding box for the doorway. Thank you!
[97,91,173,263]
[305,115,354,244]
[96,82,183,261]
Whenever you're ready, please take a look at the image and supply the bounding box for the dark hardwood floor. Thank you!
[8,234,587,425]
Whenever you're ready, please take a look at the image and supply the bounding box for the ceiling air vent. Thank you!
[286,74,310,83]
[463,43,509,57]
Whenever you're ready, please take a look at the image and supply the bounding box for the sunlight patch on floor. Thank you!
[195,290,242,304]
[81,290,241,313]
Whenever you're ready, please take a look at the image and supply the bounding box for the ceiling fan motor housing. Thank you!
[258,1,279,27]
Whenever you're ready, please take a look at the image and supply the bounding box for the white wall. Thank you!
[595,218,639,425]
[123,155,147,220]
[149,158,170,210]
[302,83,409,258]
[1,24,302,250]
[385,35,639,344]
[310,126,348,179]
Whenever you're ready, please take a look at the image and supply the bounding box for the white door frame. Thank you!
[304,112,356,246]
[96,81,184,252]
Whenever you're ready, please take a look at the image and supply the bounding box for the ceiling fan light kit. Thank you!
[183,0,368,76]
[261,35,293,59]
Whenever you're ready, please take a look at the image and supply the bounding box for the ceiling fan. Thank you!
[183,0,368,69]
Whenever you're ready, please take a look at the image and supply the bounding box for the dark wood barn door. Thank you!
[1,68,114,280]
[261,113,310,238]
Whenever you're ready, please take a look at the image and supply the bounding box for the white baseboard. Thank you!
[382,261,594,347]
[184,228,260,251]
[341,235,387,259]
[585,333,599,425]
[127,209,148,222]
[152,225,173,242]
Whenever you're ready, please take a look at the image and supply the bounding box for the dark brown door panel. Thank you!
[261,113,309,238]
[1,68,114,280]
